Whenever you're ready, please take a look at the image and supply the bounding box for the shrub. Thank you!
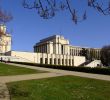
[10,61,110,75]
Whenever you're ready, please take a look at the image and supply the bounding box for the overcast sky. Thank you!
[1,0,110,51]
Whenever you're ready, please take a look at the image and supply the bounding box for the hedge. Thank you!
[9,61,110,75]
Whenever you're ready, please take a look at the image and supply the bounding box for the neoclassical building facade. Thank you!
[34,35,101,60]
[34,35,70,55]
[0,24,101,67]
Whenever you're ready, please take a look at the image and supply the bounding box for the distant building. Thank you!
[34,35,101,60]
[0,25,11,55]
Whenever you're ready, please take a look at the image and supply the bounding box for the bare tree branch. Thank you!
[0,9,13,24]
[22,0,110,24]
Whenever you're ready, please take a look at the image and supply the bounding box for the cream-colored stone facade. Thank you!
[34,35,101,60]
[0,25,11,54]
[34,35,70,55]
[6,51,86,66]
[4,34,101,67]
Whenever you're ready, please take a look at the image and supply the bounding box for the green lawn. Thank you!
[7,76,110,100]
[0,63,44,76]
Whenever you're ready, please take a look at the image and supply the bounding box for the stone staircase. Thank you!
[85,60,101,68]
[78,60,101,68]
[78,60,93,67]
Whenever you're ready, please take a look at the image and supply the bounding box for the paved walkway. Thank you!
[7,63,110,81]
[0,63,110,100]
[0,73,64,83]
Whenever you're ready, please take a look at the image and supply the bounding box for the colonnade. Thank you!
[36,53,74,66]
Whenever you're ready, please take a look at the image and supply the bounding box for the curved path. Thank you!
[5,63,110,82]
[0,63,110,100]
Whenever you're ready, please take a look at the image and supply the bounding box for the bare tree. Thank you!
[23,0,110,24]
[101,45,110,67]
[0,9,13,24]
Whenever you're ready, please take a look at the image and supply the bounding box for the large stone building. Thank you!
[34,35,101,60]
[0,25,101,67]
[0,25,11,54]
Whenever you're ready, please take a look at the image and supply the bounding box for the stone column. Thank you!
[51,54,54,65]
[58,43,61,54]
[49,42,53,54]
[47,54,50,64]
[47,43,50,54]
[60,55,62,65]
[42,54,45,64]
[70,56,72,66]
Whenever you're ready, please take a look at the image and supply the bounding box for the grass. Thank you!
[7,75,110,100]
[0,63,44,76]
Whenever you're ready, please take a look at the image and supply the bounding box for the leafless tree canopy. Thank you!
[23,0,110,24]
[0,9,13,24]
